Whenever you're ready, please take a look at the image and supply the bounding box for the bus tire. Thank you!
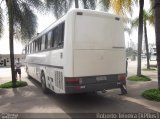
[41,72,49,94]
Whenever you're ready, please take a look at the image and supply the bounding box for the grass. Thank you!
[142,89,160,102]
[0,81,28,88]
[142,68,157,71]
[127,75,151,81]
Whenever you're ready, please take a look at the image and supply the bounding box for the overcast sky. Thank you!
[0,0,155,54]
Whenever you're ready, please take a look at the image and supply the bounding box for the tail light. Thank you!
[118,74,126,81]
[65,77,80,85]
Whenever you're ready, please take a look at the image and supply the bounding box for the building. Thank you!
[0,54,25,67]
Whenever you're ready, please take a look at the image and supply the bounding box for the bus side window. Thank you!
[28,45,29,54]
[35,40,38,52]
[33,41,35,53]
[25,46,27,54]
[58,22,65,48]
[30,43,32,53]
[53,26,59,48]
[45,34,48,49]
[38,37,42,51]
[42,35,45,51]
[48,31,52,49]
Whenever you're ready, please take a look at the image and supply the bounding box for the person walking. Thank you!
[15,58,22,81]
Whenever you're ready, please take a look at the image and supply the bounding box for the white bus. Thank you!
[25,9,126,94]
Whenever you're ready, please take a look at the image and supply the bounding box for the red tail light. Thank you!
[65,77,80,84]
[118,74,126,81]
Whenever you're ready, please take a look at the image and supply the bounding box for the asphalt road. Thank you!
[0,63,160,118]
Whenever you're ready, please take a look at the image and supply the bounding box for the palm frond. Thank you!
[45,0,72,19]
[81,0,97,10]
[11,1,37,41]
[100,0,110,11]
[109,0,136,16]
[0,6,3,38]
[87,0,97,10]
[20,3,37,40]
[132,17,139,29]
[24,0,45,11]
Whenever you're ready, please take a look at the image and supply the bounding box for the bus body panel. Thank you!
[73,11,126,77]
[73,50,126,77]
[63,11,75,77]
[26,49,65,93]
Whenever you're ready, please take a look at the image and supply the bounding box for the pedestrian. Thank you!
[15,58,22,81]
[119,79,127,95]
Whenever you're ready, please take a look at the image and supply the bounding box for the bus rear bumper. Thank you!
[65,82,121,94]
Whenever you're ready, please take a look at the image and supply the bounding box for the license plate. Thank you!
[96,76,107,81]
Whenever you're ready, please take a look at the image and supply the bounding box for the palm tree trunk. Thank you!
[7,0,16,87]
[137,0,144,76]
[144,20,150,69]
[75,0,79,8]
[154,0,160,89]
[82,0,88,9]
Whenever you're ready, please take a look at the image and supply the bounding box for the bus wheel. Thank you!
[41,73,49,94]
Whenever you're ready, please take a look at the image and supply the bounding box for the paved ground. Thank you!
[0,60,160,118]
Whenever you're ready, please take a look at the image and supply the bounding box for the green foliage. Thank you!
[0,81,28,88]
[142,89,160,102]
[100,0,110,11]
[132,10,154,29]
[45,0,97,19]
[0,7,3,38]
[128,75,151,81]
[126,47,137,57]
[81,0,97,10]
[2,0,44,43]
[142,68,157,71]
[101,0,136,16]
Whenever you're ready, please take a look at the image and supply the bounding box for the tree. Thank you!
[2,0,43,86]
[81,0,97,10]
[154,0,160,89]
[132,10,154,69]
[101,0,134,16]
[137,0,144,76]
[45,0,97,19]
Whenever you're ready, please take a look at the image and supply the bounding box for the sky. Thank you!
[0,0,155,54]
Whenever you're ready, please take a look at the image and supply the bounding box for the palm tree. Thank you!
[137,0,144,76]
[132,10,154,69]
[45,0,97,19]
[2,0,43,86]
[154,0,160,89]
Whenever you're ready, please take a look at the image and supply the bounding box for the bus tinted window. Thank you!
[38,37,42,51]
[58,22,65,48]
[45,34,48,49]
[51,22,65,49]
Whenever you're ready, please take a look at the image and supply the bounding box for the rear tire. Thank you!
[41,73,49,94]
